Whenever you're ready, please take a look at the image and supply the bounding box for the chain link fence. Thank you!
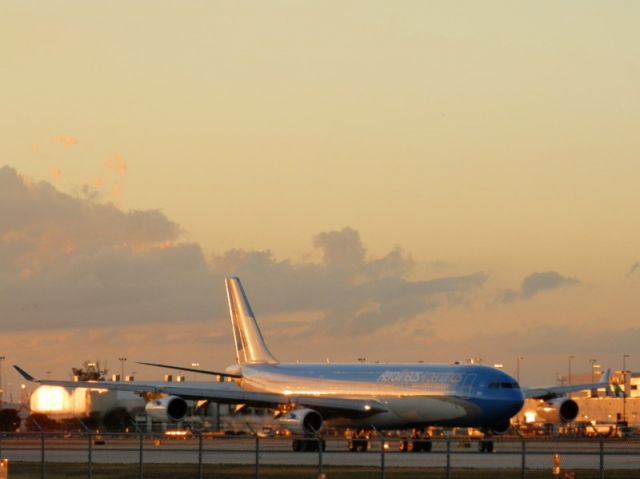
[0,432,639,478]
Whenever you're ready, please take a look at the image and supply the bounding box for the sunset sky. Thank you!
[1,1,639,399]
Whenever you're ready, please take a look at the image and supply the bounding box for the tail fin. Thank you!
[225,277,278,365]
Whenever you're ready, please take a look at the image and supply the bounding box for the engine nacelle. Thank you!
[536,398,579,423]
[278,408,323,435]
[145,396,188,422]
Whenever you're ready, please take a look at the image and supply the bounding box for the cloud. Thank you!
[107,154,127,175]
[1,168,487,336]
[1,165,182,279]
[498,271,580,303]
[447,323,640,356]
[73,183,103,202]
[53,135,78,146]
[1,167,179,266]
[49,167,63,181]
[111,183,123,200]
[209,227,487,334]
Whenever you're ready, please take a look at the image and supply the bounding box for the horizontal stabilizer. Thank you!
[14,365,35,382]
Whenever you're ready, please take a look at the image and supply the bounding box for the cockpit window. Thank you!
[488,381,520,389]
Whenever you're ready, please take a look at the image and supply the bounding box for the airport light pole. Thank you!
[119,357,127,381]
[589,358,597,383]
[623,354,629,423]
[590,359,600,398]
[516,356,523,383]
[568,355,574,398]
[0,356,5,405]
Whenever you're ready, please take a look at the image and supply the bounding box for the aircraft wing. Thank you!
[14,366,386,418]
[523,369,611,400]
[136,361,242,379]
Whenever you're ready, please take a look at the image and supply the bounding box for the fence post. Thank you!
[251,436,259,479]
[139,432,144,479]
[599,438,604,479]
[380,439,386,479]
[521,438,526,479]
[77,419,93,479]
[198,432,203,479]
[317,437,323,476]
[88,432,93,479]
[446,437,451,479]
[40,431,45,479]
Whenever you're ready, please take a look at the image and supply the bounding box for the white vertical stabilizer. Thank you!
[225,277,279,365]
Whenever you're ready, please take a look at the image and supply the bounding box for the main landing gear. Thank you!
[399,429,432,453]
[347,437,369,452]
[478,439,494,453]
[347,430,371,452]
[292,437,326,452]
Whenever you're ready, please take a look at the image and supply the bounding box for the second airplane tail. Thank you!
[225,277,279,365]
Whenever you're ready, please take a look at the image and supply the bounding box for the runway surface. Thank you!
[1,437,639,470]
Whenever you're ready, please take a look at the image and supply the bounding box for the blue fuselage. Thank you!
[238,362,524,430]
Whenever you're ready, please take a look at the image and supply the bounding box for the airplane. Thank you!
[15,277,610,453]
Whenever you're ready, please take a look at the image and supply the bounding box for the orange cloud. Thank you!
[64,241,77,255]
[111,183,123,199]
[49,167,63,181]
[107,154,127,175]
[20,174,36,190]
[19,268,34,279]
[53,135,79,146]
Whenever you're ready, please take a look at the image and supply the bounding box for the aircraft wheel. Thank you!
[478,440,494,453]
[349,438,368,452]
[415,440,432,452]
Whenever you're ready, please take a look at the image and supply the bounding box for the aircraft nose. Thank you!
[507,392,525,417]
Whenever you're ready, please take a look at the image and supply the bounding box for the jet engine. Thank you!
[536,398,579,423]
[145,396,188,422]
[278,408,323,435]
